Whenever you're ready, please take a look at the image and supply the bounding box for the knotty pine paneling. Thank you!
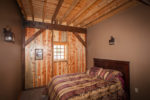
[25,28,86,88]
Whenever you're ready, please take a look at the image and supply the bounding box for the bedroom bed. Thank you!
[47,58,130,100]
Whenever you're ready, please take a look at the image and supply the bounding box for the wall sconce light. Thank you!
[109,36,115,45]
[3,26,15,43]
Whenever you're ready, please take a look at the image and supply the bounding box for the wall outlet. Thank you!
[135,88,139,93]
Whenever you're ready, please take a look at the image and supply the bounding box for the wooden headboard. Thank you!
[94,58,130,99]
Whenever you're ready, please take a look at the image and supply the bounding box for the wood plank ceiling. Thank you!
[17,0,138,28]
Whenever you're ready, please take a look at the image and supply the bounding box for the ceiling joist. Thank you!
[84,0,138,27]
[28,0,34,21]
[17,0,27,19]
[42,0,47,22]
[17,0,139,28]
[52,0,64,23]
[73,0,115,26]
[59,0,80,24]
[67,0,98,25]
[80,0,138,27]
[139,0,150,6]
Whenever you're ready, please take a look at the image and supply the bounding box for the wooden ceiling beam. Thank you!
[67,0,98,25]
[73,0,115,26]
[59,0,80,24]
[81,0,137,28]
[77,0,120,26]
[17,0,27,19]
[73,32,86,47]
[28,0,34,21]
[24,21,87,33]
[25,29,45,46]
[42,0,47,22]
[138,0,150,6]
[52,0,64,23]
[84,0,138,28]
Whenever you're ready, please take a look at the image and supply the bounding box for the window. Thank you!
[53,44,66,61]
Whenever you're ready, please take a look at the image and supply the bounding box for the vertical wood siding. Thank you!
[25,28,86,89]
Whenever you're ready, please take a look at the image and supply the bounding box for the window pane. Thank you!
[61,53,64,55]
[61,45,64,48]
[57,45,60,48]
[54,49,57,52]
[61,56,64,59]
[61,49,64,52]
[54,53,57,55]
[53,44,66,60]
[58,56,60,59]
[57,49,60,52]
[56,51,60,53]
[54,45,57,48]
[54,56,57,59]
[58,52,61,55]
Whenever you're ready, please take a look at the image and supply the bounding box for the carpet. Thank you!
[20,87,48,100]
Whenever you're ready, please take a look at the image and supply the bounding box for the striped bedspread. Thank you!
[48,73,124,100]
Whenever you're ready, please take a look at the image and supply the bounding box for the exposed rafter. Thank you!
[17,0,27,19]
[25,29,45,46]
[17,0,139,28]
[73,0,115,26]
[67,0,98,25]
[42,0,47,22]
[52,0,64,23]
[139,0,150,6]
[84,0,138,27]
[28,0,34,21]
[73,32,86,47]
[59,0,80,24]
[24,21,87,33]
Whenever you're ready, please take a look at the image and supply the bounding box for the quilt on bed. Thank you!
[48,73,125,100]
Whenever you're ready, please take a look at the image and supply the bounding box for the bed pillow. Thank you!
[86,67,103,77]
[97,69,123,81]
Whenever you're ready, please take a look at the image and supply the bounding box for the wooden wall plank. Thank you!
[42,30,46,85]
[47,30,53,83]
[25,28,53,88]
[25,28,36,89]
[25,28,86,88]
[37,31,42,87]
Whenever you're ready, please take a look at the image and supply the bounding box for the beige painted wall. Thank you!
[0,0,24,100]
[87,3,150,100]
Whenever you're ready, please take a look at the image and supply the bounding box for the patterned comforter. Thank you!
[48,73,125,100]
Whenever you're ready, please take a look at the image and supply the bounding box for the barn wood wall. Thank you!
[25,28,86,88]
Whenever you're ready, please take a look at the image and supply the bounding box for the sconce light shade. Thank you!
[3,26,15,42]
[109,36,115,45]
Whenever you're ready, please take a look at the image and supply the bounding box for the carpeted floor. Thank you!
[20,87,48,100]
